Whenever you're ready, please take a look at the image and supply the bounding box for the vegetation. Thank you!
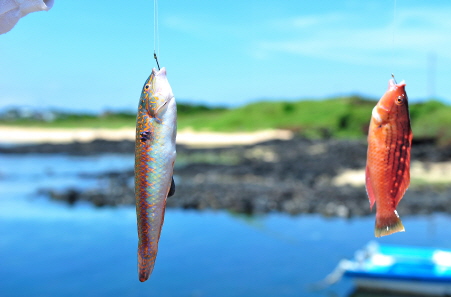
[177,96,375,138]
[1,97,451,143]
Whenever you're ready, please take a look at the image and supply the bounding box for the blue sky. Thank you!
[1,0,451,112]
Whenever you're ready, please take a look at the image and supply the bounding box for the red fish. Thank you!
[365,78,413,237]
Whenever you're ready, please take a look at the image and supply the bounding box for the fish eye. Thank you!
[395,96,404,105]
[144,84,150,90]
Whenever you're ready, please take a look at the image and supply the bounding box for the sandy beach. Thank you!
[0,126,293,147]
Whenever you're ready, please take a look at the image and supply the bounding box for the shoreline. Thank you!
[0,126,293,148]
[20,136,451,217]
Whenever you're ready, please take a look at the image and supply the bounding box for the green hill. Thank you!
[2,97,451,144]
[178,96,374,138]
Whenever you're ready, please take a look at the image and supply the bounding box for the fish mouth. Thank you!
[151,67,173,98]
[152,67,167,78]
[389,78,406,91]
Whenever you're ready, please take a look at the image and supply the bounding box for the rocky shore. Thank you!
[4,136,451,217]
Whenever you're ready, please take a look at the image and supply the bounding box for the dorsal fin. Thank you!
[365,166,376,210]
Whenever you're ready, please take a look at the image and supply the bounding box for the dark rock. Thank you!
[29,137,451,217]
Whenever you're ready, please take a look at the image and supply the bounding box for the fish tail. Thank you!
[138,250,156,282]
[374,210,405,237]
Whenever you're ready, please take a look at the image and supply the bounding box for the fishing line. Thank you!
[153,0,160,70]
[391,0,397,75]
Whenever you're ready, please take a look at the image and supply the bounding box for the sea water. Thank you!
[1,153,450,297]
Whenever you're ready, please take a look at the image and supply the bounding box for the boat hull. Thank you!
[341,243,451,296]
[353,278,451,296]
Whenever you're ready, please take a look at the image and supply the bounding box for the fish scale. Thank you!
[366,78,412,237]
[135,67,177,282]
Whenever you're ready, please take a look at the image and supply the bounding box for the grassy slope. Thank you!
[179,98,451,143]
[0,113,135,129]
[409,101,451,144]
[178,97,375,138]
[2,98,451,143]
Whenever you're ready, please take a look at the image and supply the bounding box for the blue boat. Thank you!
[340,242,451,296]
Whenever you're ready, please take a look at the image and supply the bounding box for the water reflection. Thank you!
[348,288,419,297]
[1,153,451,297]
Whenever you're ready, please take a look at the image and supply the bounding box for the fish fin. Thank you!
[394,134,412,207]
[154,98,170,123]
[148,100,168,124]
[365,166,376,210]
[394,169,410,207]
[167,176,175,197]
[375,210,405,237]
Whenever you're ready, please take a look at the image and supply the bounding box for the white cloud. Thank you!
[163,15,251,40]
[256,7,451,67]
[164,15,201,35]
[270,13,345,30]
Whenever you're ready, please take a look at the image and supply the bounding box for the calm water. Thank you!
[1,153,451,297]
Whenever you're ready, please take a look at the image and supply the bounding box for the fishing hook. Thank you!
[154,52,160,71]
[391,73,397,84]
